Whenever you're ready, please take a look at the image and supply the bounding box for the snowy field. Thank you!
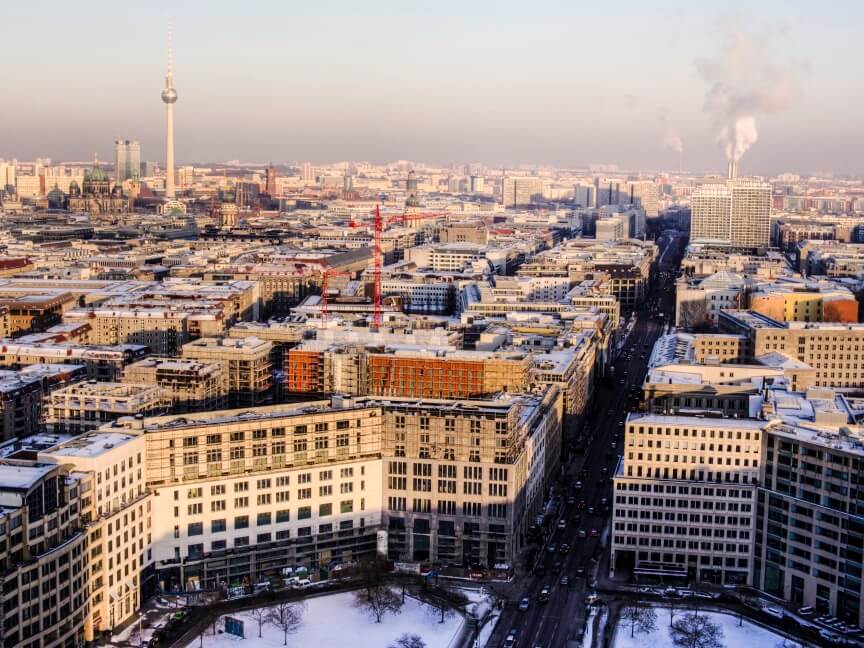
[187,591,464,648]
[613,608,801,648]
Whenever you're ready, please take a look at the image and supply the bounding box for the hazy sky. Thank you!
[2,1,862,175]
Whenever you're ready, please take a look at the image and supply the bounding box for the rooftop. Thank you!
[44,431,139,459]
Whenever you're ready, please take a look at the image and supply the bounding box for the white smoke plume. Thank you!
[696,25,802,162]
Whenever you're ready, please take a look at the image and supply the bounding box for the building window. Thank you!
[319,503,332,517]
[187,522,203,536]
[234,515,249,529]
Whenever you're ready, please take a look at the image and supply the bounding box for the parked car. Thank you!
[291,578,312,589]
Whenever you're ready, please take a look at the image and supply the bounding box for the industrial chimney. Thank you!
[727,160,737,179]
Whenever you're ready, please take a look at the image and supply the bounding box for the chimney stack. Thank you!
[727,160,737,180]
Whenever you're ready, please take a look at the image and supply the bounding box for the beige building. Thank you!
[720,310,864,389]
[181,337,273,406]
[611,414,764,585]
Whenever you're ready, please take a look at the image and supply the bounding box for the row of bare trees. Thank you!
[620,600,724,648]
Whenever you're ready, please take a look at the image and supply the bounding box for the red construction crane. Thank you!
[351,206,447,328]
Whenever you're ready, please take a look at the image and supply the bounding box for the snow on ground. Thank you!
[187,591,464,648]
[613,607,800,648]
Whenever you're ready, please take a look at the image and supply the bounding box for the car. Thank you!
[574,481,583,490]
[547,543,557,554]
[586,593,600,605]
[576,567,585,578]
[518,597,530,611]
[291,578,312,589]
[662,587,682,598]
[577,500,586,510]
[694,591,714,600]
[557,519,566,530]
[797,606,814,616]
[637,586,653,594]
[678,589,693,598]
[577,529,587,538]
[538,587,551,603]
[560,575,570,586]
[560,543,570,554]
[552,561,563,573]
[763,606,784,620]
[566,496,576,505]
[589,528,599,537]
[503,629,518,648]
[587,506,595,515]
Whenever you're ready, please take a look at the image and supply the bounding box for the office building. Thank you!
[610,414,764,585]
[114,139,141,181]
[45,381,165,434]
[502,177,543,207]
[691,179,772,249]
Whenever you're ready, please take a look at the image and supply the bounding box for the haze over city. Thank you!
[3,0,863,175]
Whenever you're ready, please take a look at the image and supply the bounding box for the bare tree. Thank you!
[669,612,724,648]
[621,602,658,638]
[423,581,468,624]
[389,634,427,648]
[248,606,268,638]
[266,601,306,646]
[353,556,402,623]
[677,298,710,331]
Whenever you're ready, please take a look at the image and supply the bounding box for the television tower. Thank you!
[161,27,178,199]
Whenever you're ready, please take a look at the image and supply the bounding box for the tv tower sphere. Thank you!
[162,86,177,104]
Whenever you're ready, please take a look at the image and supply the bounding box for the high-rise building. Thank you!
[114,139,141,181]
[265,164,277,195]
[161,31,178,199]
[691,179,771,249]
[626,180,659,217]
[502,176,543,207]
[301,162,315,185]
[0,159,16,192]
[470,175,485,194]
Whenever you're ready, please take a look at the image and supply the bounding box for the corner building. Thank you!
[610,414,763,585]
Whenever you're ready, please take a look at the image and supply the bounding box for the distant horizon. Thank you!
[2,1,862,176]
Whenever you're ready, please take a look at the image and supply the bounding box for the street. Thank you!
[488,232,684,648]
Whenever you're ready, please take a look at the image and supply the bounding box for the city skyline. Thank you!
[2,1,862,175]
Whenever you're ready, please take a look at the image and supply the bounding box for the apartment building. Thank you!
[611,414,764,585]
[123,357,224,413]
[0,342,149,381]
[181,337,272,406]
[755,423,864,628]
[45,381,165,434]
[41,432,151,638]
[691,179,772,249]
[63,308,190,355]
[0,461,90,647]
[720,310,864,389]
[0,292,71,336]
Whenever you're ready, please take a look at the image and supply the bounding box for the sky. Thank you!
[1,0,862,175]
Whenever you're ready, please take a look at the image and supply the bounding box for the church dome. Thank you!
[85,166,108,182]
